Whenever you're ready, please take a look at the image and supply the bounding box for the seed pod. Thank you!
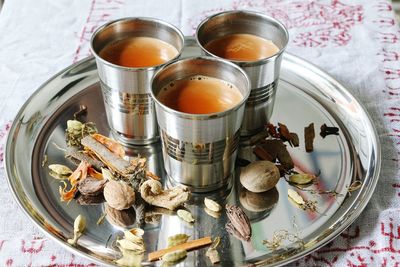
[177,209,195,223]
[206,248,220,264]
[204,198,222,212]
[204,207,221,219]
[48,164,73,176]
[117,239,145,253]
[67,214,86,246]
[124,228,144,244]
[289,173,315,185]
[288,189,305,205]
[167,234,190,248]
[162,249,187,262]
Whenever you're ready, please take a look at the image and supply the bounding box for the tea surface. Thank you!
[204,33,279,61]
[157,76,243,114]
[99,36,179,68]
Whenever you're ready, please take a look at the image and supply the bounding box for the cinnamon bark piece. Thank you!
[304,123,315,152]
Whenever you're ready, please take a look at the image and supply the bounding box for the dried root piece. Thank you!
[67,214,86,246]
[206,237,221,264]
[225,204,252,242]
[140,180,190,210]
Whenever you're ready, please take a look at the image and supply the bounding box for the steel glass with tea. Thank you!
[151,57,250,192]
[196,11,289,136]
[91,17,184,144]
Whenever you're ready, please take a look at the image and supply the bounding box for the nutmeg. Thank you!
[240,161,280,193]
[103,180,135,210]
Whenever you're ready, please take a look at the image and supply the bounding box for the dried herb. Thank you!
[262,229,304,251]
[67,214,86,246]
[65,120,97,148]
[304,123,315,152]
[225,204,252,242]
[320,123,339,138]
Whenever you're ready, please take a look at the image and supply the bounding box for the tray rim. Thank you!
[4,51,381,266]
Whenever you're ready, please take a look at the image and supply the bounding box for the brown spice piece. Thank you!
[266,123,280,138]
[278,123,299,147]
[320,123,339,138]
[66,147,105,171]
[304,123,315,152]
[225,204,252,242]
[253,146,275,162]
[105,204,136,227]
[77,176,107,196]
[289,132,300,147]
[81,135,134,177]
[257,140,293,170]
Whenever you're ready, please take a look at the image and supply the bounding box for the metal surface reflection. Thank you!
[4,38,380,266]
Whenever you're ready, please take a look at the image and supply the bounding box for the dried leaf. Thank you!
[65,120,97,148]
[177,209,195,223]
[204,198,222,212]
[167,234,190,248]
[289,173,316,185]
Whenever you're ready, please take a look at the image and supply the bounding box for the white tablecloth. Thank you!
[0,0,399,266]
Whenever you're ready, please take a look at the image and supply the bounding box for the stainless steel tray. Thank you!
[5,38,381,266]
